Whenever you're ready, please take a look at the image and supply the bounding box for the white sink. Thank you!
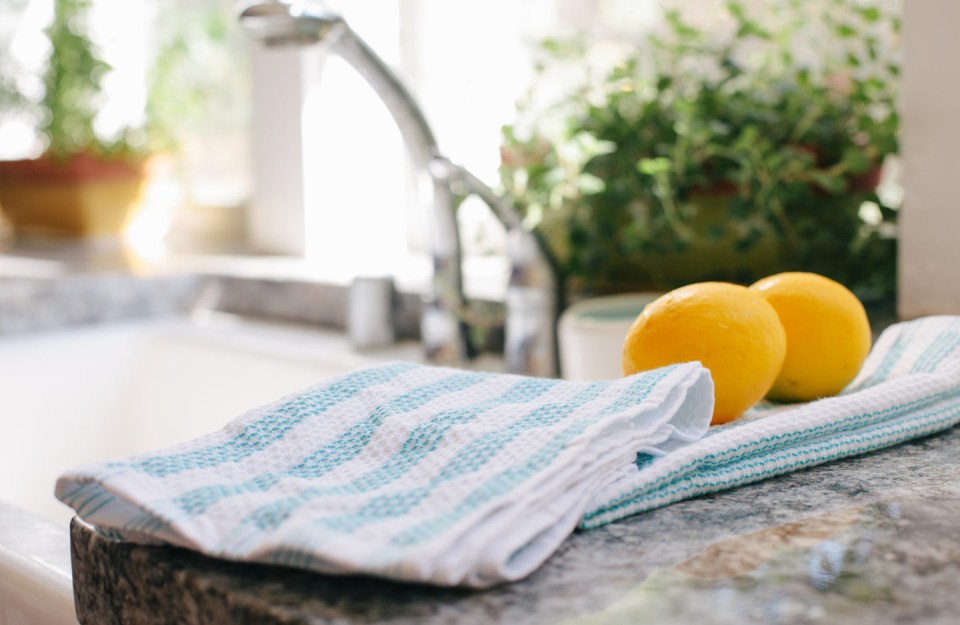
[0,314,422,625]
[0,314,418,528]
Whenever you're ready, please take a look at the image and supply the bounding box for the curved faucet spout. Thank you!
[237,0,344,46]
[239,1,440,166]
[239,0,559,376]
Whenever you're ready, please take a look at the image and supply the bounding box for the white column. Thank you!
[247,46,320,256]
[899,2,960,317]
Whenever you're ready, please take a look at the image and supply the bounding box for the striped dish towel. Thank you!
[56,316,960,587]
[56,358,714,587]
[583,315,960,527]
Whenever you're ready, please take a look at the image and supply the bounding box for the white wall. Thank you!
[899,1,960,318]
[247,46,312,255]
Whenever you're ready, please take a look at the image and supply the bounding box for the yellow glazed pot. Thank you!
[554,191,788,298]
[642,192,785,288]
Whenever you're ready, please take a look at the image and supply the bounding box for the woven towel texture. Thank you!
[56,316,960,587]
[56,359,713,586]
[584,315,960,526]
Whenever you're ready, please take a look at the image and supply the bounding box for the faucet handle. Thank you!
[430,157,559,377]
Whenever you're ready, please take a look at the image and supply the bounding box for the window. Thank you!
[247,0,625,290]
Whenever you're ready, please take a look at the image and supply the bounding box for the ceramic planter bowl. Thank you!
[558,292,661,381]
[0,154,147,239]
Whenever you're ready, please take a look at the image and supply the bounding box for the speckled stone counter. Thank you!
[0,249,420,338]
[70,425,960,625]
[0,273,204,335]
[0,246,441,341]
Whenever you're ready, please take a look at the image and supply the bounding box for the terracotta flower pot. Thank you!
[0,153,148,239]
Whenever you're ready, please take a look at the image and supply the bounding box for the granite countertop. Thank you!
[4,243,930,623]
[0,244,432,341]
[71,424,960,625]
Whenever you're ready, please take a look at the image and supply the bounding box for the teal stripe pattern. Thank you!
[122,361,418,478]
[56,358,712,587]
[173,377,561,518]
[388,369,667,549]
[54,316,960,588]
[581,316,960,528]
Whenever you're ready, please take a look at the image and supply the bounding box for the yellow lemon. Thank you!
[622,282,786,425]
[750,272,871,402]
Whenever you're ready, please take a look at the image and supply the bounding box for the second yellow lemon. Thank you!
[622,282,786,424]
[750,272,871,402]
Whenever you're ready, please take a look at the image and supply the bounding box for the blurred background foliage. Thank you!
[500,0,900,302]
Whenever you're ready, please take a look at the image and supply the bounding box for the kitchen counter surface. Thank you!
[70,422,960,625]
[0,245,425,340]
[4,243,929,624]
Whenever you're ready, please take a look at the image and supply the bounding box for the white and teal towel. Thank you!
[583,314,960,527]
[56,316,960,587]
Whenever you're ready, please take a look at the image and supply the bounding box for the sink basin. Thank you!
[0,255,66,280]
[0,311,428,625]
[0,314,419,528]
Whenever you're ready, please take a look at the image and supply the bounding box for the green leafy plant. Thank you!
[20,0,148,158]
[0,0,245,161]
[145,0,251,153]
[500,0,900,301]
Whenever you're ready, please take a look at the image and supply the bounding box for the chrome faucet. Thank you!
[238,0,559,376]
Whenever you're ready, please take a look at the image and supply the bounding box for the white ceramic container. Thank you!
[558,292,661,381]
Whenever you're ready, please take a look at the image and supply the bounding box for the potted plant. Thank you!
[500,0,900,303]
[0,0,151,239]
